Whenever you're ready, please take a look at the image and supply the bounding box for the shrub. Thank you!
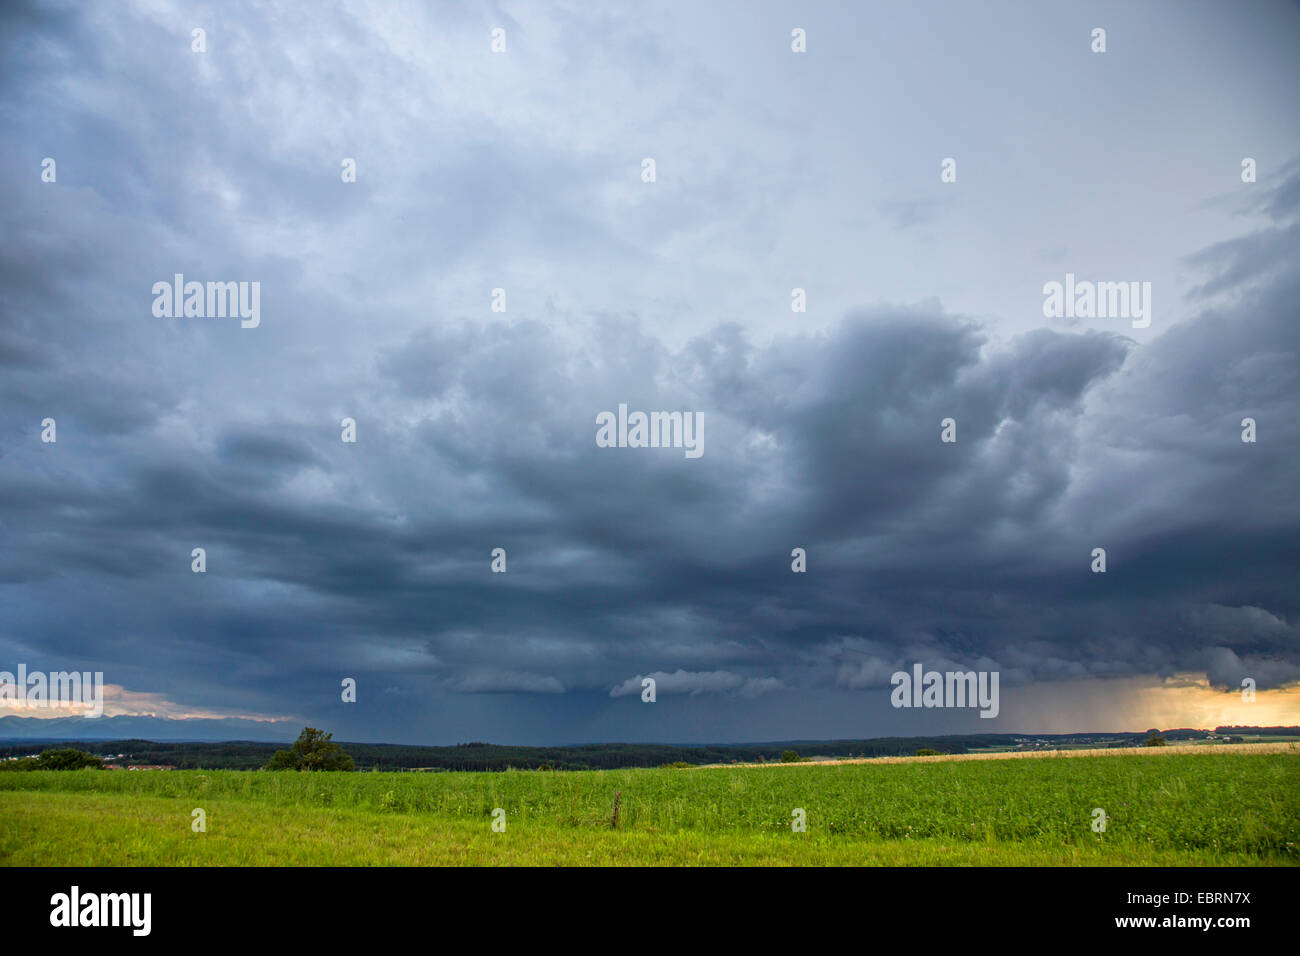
[0,749,105,770]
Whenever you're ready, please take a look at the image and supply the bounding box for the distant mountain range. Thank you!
[1,714,1296,755]
[0,715,297,742]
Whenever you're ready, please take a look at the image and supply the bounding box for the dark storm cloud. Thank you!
[7,206,1296,720]
[5,205,1300,731]
[1,1,1297,742]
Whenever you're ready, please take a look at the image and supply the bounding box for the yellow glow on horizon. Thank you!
[1132,674,1300,730]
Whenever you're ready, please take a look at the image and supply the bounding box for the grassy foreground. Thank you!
[1,748,1296,866]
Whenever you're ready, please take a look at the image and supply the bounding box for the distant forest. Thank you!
[2,727,1294,771]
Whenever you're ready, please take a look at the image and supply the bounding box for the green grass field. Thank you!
[2,749,1296,866]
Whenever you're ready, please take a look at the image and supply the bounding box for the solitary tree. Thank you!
[265,727,356,771]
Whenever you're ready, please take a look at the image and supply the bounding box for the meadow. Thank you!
[1,746,1296,866]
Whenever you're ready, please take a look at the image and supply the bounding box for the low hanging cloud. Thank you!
[610,670,784,699]
[453,671,566,695]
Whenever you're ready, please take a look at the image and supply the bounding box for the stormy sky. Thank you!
[1,0,1298,744]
